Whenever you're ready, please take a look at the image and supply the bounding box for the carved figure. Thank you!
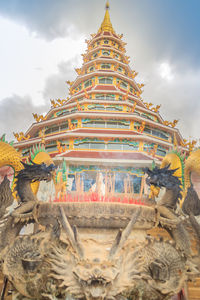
[50,99,59,108]
[84,89,90,99]
[76,99,83,111]
[132,102,137,113]
[75,68,82,75]
[151,105,161,113]
[131,70,138,78]
[122,90,129,100]
[181,139,197,153]
[137,121,145,133]
[163,119,178,128]
[144,165,191,255]
[68,119,76,130]
[0,153,200,298]
[66,80,74,87]
[13,132,30,142]
[32,113,47,123]
[57,99,67,106]
[144,102,153,109]
[138,83,145,89]
[57,141,67,153]
[11,161,56,220]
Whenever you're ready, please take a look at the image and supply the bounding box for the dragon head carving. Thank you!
[73,257,119,300]
[17,162,56,183]
[144,165,182,208]
[144,165,181,189]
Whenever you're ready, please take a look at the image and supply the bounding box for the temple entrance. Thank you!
[54,164,147,203]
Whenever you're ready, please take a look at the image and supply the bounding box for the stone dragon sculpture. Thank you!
[0,159,199,300]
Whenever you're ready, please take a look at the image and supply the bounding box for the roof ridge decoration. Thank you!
[98,1,115,34]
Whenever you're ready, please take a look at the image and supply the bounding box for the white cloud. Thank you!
[143,61,200,140]
[0,16,86,106]
[159,62,174,81]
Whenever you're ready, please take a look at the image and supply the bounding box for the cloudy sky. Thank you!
[0,0,200,143]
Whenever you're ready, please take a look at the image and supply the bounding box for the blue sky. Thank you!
[0,0,200,142]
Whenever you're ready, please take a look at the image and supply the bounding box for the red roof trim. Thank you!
[94,85,117,91]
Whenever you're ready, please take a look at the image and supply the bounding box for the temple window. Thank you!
[107,141,139,151]
[117,67,123,72]
[45,141,57,152]
[45,126,59,134]
[82,119,129,129]
[60,123,68,130]
[90,142,105,149]
[89,66,94,72]
[93,52,98,58]
[45,122,69,135]
[120,81,128,89]
[101,63,111,69]
[129,87,133,93]
[106,120,129,128]
[84,79,93,88]
[106,106,122,112]
[74,140,105,150]
[143,143,154,152]
[107,94,115,100]
[102,50,110,56]
[95,94,105,100]
[87,104,105,111]
[156,145,167,156]
[104,40,109,44]
[95,94,115,100]
[99,76,113,84]
[143,126,169,140]
[82,120,106,128]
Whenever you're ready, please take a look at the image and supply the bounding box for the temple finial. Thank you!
[98,1,115,33]
[106,1,110,9]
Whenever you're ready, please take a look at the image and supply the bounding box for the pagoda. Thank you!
[14,2,187,202]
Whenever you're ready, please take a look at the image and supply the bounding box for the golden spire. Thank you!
[98,1,115,33]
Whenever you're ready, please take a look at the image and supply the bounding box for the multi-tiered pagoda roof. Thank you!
[14,2,187,202]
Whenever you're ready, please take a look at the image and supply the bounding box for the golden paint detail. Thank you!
[13,132,30,142]
[149,185,160,200]
[0,140,54,196]
[98,1,115,33]
[0,141,23,174]
[30,150,54,195]
[32,113,47,123]
[181,139,197,153]
[161,153,183,186]
[163,119,179,128]
[184,149,200,196]
[160,152,185,205]
[160,149,200,207]
[143,102,153,109]
[151,105,161,113]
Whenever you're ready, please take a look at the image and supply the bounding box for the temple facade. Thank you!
[14,2,187,202]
